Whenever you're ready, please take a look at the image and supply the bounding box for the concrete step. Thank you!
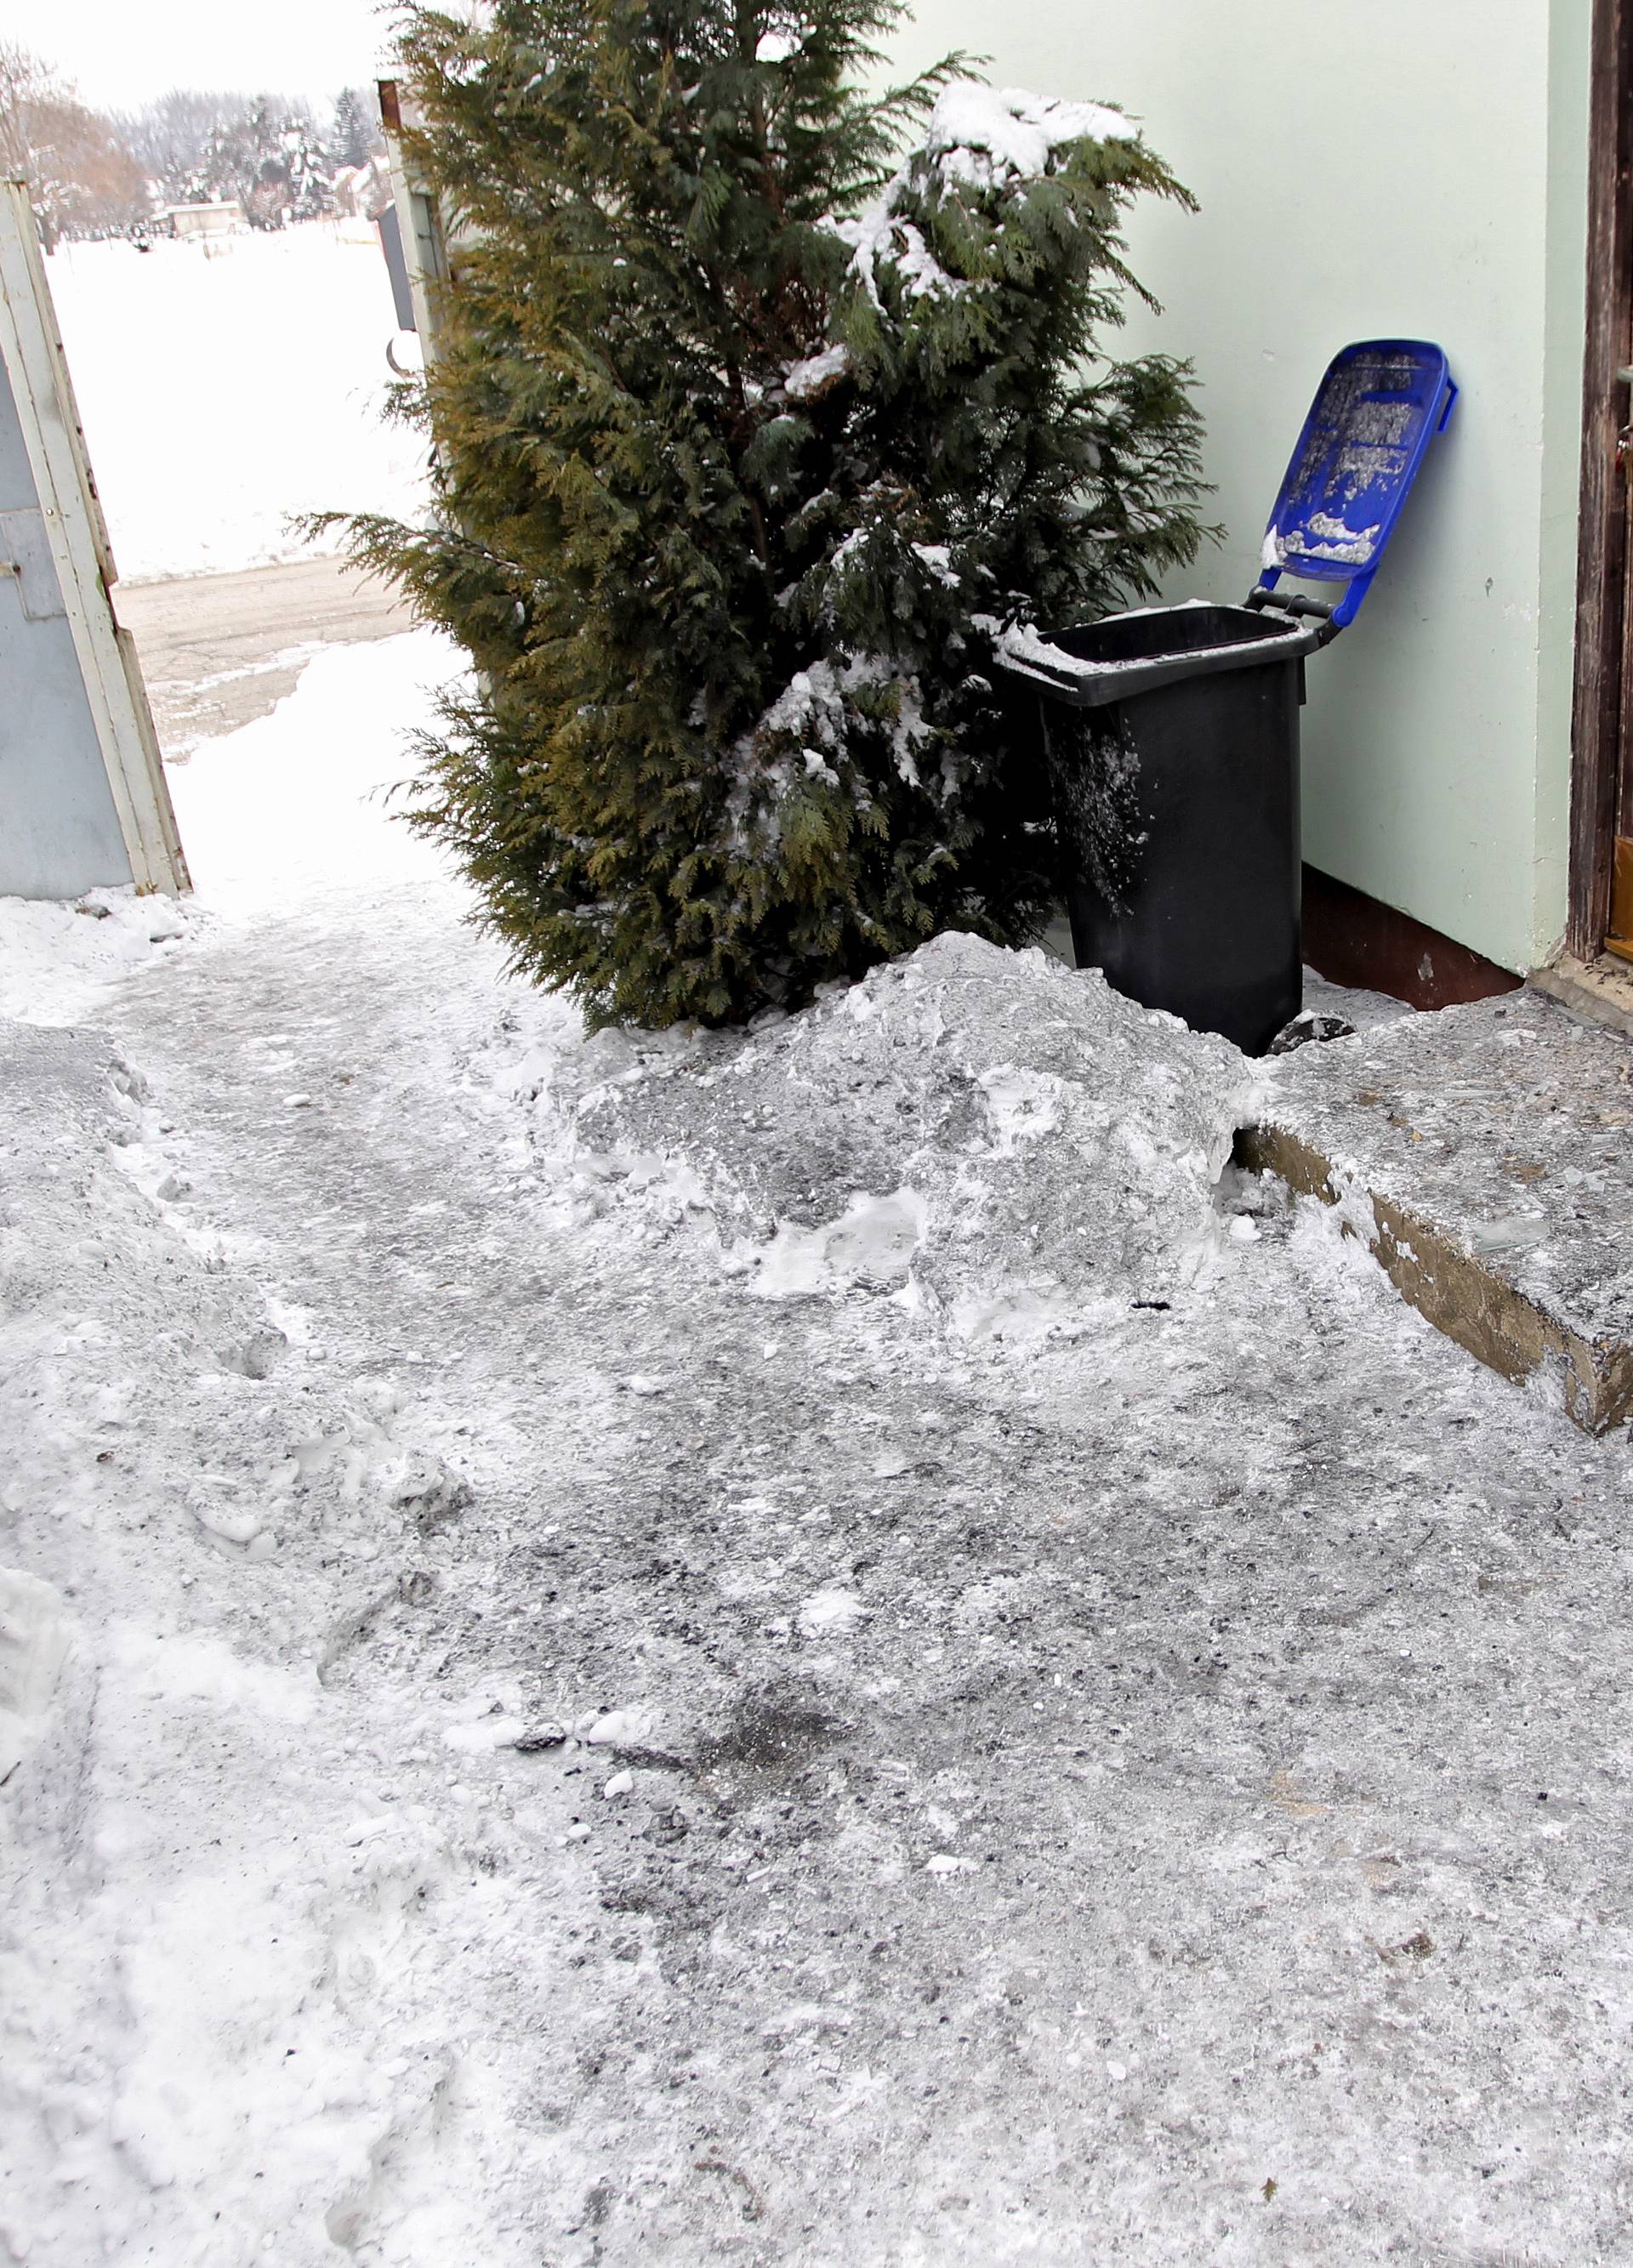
[1531,952,1633,1039]
[1239,991,1633,1435]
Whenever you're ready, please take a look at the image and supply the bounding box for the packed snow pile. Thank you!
[546,931,1259,1338]
[3,608,1629,2263]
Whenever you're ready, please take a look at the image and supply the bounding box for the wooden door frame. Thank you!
[1569,0,1633,961]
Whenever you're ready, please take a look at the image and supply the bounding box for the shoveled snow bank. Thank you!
[0,887,200,1025]
[48,225,428,583]
[543,931,1260,1341]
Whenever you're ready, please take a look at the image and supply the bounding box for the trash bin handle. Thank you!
[1244,582,1331,617]
[1245,579,1346,643]
[1244,582,1334,622]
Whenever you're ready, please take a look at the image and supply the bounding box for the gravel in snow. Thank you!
[3,629,1631,2265]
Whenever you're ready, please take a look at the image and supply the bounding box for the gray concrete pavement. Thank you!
[1247,989,1633,1433]
[115,554,417,759]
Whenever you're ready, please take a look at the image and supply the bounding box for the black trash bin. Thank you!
[998,338,1460,1055]
[1015,601,1325,1054]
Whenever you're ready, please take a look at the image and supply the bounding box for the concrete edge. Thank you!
[1529,955,1633,1037]
[1235,1123,1633,1439]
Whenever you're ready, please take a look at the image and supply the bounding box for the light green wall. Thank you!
[888,3,1590,973]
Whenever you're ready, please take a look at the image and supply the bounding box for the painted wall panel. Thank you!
[887,2,1589,971]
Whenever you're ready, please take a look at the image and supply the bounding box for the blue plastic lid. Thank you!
[1258,339,1457,629]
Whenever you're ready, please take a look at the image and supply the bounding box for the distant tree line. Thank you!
[0,44,386,245]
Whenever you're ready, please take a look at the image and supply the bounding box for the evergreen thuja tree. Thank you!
[333,2,1210,1026]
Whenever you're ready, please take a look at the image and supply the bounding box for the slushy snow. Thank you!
[3,628,1632,2265]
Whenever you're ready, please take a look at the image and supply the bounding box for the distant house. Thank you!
[165,202,244,243]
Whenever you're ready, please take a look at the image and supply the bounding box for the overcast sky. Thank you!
[0,0,402,111]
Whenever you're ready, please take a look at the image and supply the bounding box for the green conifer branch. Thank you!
[325,1,1213,1026]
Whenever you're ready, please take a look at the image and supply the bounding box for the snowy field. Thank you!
[4,628,1633,2263]
[48,225,428,583]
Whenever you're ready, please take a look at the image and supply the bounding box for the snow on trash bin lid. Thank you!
[1259,339,1457,628]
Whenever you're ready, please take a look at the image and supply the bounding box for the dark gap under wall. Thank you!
[1301,865,1523,1011]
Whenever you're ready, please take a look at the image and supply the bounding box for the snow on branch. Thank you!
[783,344,851,401]
[925,81,1135,186]
[833,77,1136,306]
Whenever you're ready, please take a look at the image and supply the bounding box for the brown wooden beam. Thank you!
[1608,835,1633,962]
[1568,0,1633,960]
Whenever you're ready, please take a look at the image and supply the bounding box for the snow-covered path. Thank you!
[7,633,1633,2265]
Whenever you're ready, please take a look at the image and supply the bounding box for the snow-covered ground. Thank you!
[4,638,1633,2264]
[48,225,428,583]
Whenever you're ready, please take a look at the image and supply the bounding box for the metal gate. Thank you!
[0,179,187,901]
